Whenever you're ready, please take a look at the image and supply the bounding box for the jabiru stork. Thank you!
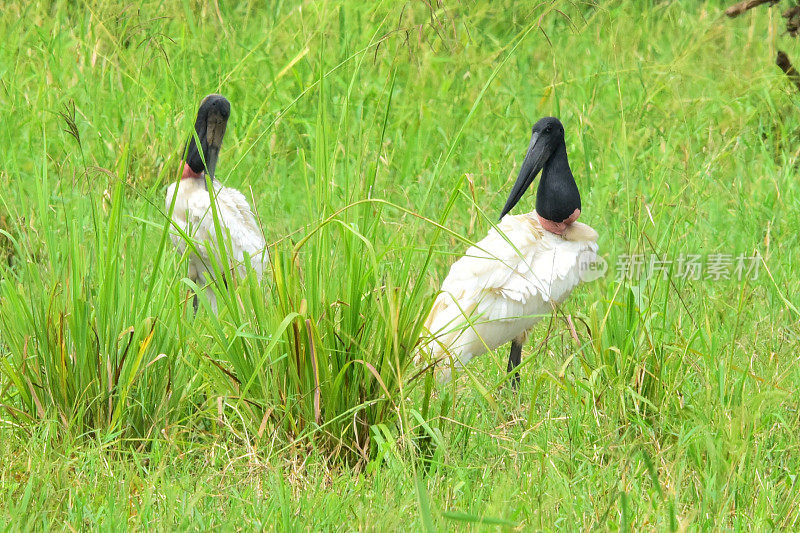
[422,117,599,387]
[166,94,267,313]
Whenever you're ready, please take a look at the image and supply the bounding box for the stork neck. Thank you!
[540,142,573,186]
[536,141,581,222]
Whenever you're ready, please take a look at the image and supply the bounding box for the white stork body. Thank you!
[167,94,266,313]
[167,176,267,312]
[423,212,598,382]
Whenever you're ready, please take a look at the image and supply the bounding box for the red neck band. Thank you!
[182,163,203,180]
[537,208,581,235]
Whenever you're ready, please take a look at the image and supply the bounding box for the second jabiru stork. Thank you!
[166,94,267,313]
[422,117,599,387]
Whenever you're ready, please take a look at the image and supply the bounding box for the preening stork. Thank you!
[422,117,599,387]
[166,94,267,313]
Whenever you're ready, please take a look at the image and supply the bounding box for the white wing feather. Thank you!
[166,178,267,310]
[423,212,598,376]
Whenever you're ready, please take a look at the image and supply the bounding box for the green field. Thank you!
[2,0,800,529]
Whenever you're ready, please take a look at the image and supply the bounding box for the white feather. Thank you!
[166,176,267,311]
[421,212,598,381]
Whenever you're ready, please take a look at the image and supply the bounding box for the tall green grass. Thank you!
[0,121,204,444]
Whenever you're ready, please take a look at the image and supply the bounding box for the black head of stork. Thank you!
[499,117,581,225]
[184,94,231,180]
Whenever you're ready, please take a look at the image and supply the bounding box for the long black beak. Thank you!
[202,109,227,179]
[184,95,230,179]
[499,132,547,220]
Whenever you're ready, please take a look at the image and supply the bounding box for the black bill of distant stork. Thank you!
[183,93,230,182]
[422,117,599,388]
[166,94,267,313]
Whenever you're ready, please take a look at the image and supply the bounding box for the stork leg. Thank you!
[193,271,217,314]
[188,263,200,315]
[506,339,523,390]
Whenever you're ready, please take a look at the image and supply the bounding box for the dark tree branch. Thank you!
[776,51,800,92]
[725,0,778,17]
[783,6,800,36]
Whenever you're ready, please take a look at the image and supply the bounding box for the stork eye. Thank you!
[545,125,552,133]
